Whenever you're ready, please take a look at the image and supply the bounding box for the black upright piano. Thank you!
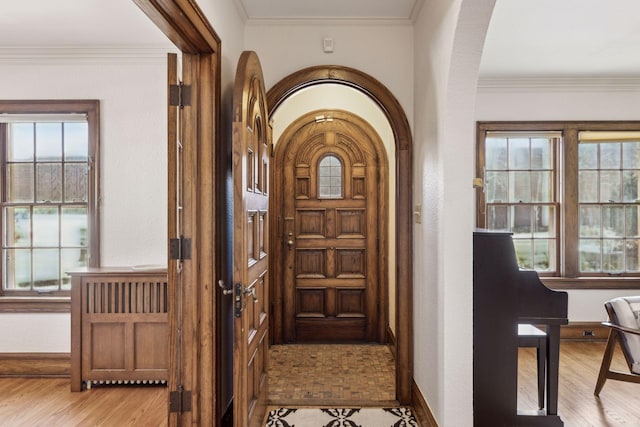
[473,230,568,426]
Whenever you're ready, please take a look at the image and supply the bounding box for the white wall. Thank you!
[476,82,640,322]
[244,22,414,130]
[414,0,496,425]
[0,53,169,352]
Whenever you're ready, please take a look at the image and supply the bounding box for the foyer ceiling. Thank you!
[1,0,639,79]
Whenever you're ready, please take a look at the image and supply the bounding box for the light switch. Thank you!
[323,37,334,53]
[414,204,422,224]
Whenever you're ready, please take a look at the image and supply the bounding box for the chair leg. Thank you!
[594,329,618,396]
[537,338,546,410]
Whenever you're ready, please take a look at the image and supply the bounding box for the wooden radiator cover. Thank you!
[70,267,168,391]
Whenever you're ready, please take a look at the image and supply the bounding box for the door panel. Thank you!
[233,51,270,427]
[279,112,382,343]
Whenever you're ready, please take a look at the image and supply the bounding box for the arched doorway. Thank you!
[267,65,414,404]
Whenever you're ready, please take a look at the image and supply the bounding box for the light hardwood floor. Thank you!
[0,378,167,426]
[1,342,639,426]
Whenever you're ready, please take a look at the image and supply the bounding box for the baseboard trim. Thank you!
[560,322,608,342]
[0,353,70,378]
[411,379,438,427]
[387,326,396,357]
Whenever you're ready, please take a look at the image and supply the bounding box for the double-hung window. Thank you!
[477,122,640,287]
[0,100,99,296]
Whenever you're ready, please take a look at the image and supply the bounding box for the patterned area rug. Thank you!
[265,407,418,427]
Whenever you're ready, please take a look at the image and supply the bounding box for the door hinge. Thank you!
[169,387,192,413]
[169,237,192,260]
[169,82,192,108]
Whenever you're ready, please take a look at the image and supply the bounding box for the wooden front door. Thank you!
[276,111,386,343]
[232,51,270,427]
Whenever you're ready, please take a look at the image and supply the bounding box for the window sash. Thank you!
[0,100,99,296]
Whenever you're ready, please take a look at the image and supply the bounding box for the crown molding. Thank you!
[236,0,420,26]
[477,76,640,93]
[0,46,177,65]
[244,17,414,27]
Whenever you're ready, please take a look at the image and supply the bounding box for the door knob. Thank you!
[287,232,294,248]
[244,286,258,303]
[218,280,232,295]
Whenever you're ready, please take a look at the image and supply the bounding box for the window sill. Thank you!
[0,296,70,313]
[542,277,640,290]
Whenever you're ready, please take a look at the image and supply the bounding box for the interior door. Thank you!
[232,51,270,427]
[280,112,381,343]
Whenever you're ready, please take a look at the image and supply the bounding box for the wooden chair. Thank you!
[594,296,640,396]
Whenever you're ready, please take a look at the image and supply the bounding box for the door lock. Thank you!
[287,232,294,249]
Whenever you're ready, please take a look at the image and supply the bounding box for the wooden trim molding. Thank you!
[411,379,439,427]
[267,64,414,405]
[560,322,608,342]
[543,277,640,290]
[0,353,70,378]
[0,297,70,313]
[132,0,220,54]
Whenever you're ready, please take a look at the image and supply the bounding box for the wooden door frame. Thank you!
[272,109,389,344]
[133,1,223,425]
[266,66,414,404]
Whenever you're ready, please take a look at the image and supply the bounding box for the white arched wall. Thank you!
[270,83,397,333]
[413,0,496,425]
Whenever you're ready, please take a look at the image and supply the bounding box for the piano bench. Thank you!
[518,323,547,410]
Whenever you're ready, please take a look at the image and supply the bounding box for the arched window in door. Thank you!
[318,154,343,198]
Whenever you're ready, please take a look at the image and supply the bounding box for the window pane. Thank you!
[508,138,529,170]
[626,239,640,272]
[602,239,624,272]
[622,142,640,169]
[531,171,552,202]
[579,144,598,169]
[579,171,598,202]
[580,206,601,237]
[61,207,87,246]
[626,206,640,237]
[487,205,509,231]
[318,155,342,198]
[485,171,507,202]
[580,239,601,272]
[8,123,34,161]
[602,206,624,237]
[509,172,530,202]
[599,171,620,203]
[33,249,59,290]
[513,239,532,269]
[64,164,88,202]
[534,205,555,237]
[530,138,552,170]
[622,171,640,202]
[33,207,59,247]
[534,239,555,271]
[64,122,89,161]
[7,164,34,202]
[485,137,507,170]
[6,207,30,247]
[5,249,31,289]
[36,163,62,202]
[512,205,532,237]
[600,143,621,169]
[35,123,62,161]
